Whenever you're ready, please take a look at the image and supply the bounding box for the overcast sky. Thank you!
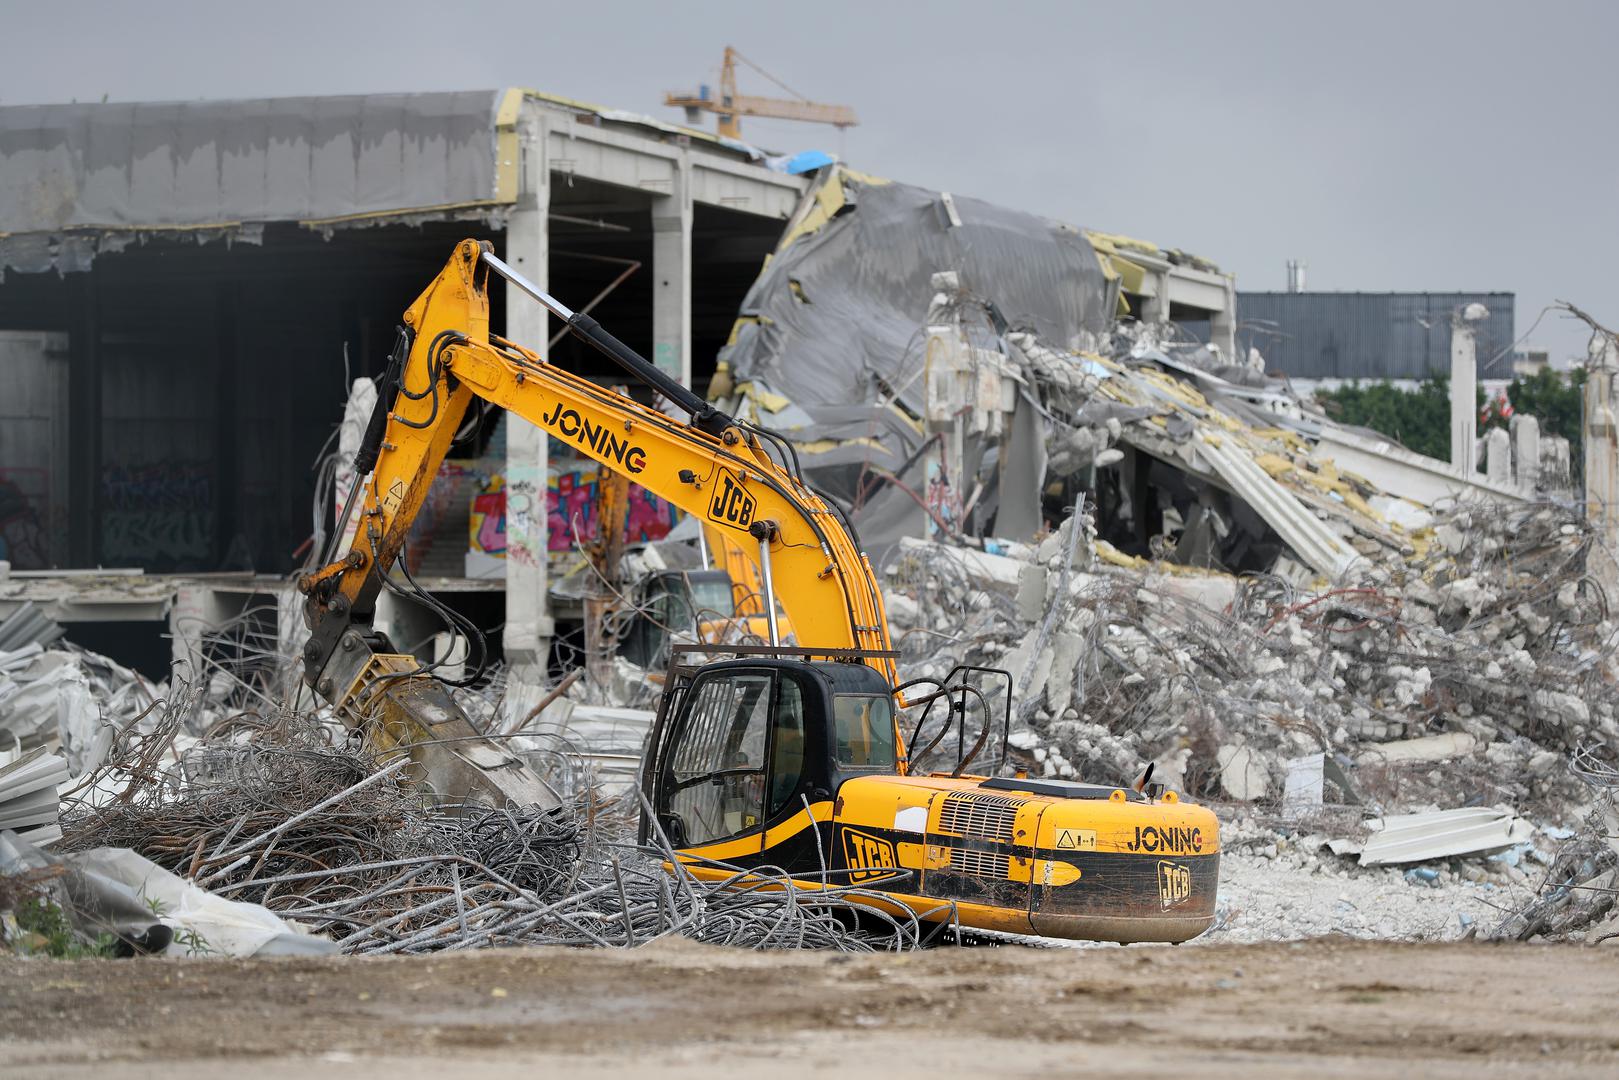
[6,0,1615,367]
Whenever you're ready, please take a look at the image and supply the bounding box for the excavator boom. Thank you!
[302,240,893,692]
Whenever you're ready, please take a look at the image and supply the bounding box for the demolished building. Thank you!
[5,106,1619,954]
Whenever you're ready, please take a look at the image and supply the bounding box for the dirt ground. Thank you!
[3,938,1617,1079]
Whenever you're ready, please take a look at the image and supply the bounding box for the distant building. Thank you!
[1236,292,1517,381]
[1513,345,1550,377]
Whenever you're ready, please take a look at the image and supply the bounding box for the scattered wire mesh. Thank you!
[55,696,950,955]
[1489,742,1619,942]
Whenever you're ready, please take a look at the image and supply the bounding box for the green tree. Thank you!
[1317,369,1585,468]
[1314,376,1455,460]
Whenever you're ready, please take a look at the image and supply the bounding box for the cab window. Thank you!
[688,574,738,621]
[665,672,772,845]
[768,678,806,816]
[833,694,897,770]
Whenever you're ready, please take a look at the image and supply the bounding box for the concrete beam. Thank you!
[544,115,804,219]
[503,108,554,705]
[689,158,804,219]
[1312,426,1526,509]
[1163,270,1231,314]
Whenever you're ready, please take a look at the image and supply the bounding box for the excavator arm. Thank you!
[299,241,895,804]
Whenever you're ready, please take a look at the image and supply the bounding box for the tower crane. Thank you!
[665,46,857,141]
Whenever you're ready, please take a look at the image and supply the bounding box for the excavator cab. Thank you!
[617,569,739,669]
[640,645,1220,943]
[641,653,896,851]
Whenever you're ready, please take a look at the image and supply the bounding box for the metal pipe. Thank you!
[481,249,576,321]
[321,472,365,568]
[547,212,632,234]
[481,247,732,435]
[697,524,711,569]
[758,533,781,647]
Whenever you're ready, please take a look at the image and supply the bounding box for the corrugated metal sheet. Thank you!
[0,91,504,274]
[1237,292,1516,380]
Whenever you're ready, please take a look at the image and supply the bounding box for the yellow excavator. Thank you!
[299,240,1219,943]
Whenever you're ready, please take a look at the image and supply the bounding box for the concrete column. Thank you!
[1449,313,1479,475]
[1210,277,1237,360]
[651,157,693,385]
[67,270,101,567]
[1485,428,1512,485]
[212,282,239,567]
[1511,414,1540,492]
[1584,328,1619,585]
[1140,269,1171,329]
[502,106,554,706]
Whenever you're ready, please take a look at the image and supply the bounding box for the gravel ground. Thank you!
[5,938,1618,1079]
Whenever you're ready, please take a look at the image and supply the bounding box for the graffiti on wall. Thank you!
[469,474,506,555]
[548,465,679,551]
[101,461,214,568]
[466,464,679,557]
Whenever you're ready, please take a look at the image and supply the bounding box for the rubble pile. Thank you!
[883,486,1619,942]
[885,499,1615,817]
[1487,744,1619,943]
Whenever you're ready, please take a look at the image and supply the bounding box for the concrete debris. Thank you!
[886,496,1616,816]
[1207,816,1528,943]
[1215,744,1271,802]
[881,475,1618,939]
[1357,807,1532,867]
[1485,744,1619,942]
[0,747,69,845]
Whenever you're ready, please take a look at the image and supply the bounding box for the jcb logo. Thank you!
[1157,861,1192,910]
[707,468,756,529]
[841,828,897,883]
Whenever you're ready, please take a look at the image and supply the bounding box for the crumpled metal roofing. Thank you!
[0,90,506,273]
[713,168,1113,554]
[720,169,1112,420]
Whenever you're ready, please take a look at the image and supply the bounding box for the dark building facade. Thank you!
[1236,292,1516,381]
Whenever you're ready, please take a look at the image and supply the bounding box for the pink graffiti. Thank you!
[472,489,506,553]
[541,469,678,551]
[623,486,677,544]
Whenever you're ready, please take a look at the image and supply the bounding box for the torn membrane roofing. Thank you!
[0,85,790,278]
[0,90,508,274]
[716,166,1424,575]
